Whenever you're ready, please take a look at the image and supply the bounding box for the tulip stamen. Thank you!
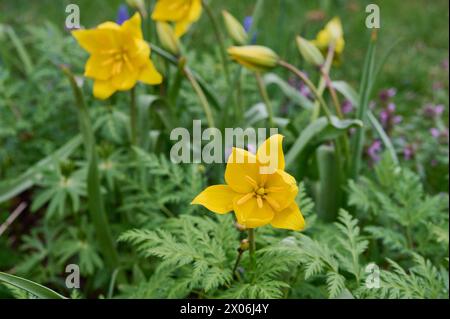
[264,195,281,211]
[236,193,254,206]
[256,196,263,209]
[245,175,259,190]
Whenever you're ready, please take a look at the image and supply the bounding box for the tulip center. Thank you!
[103,48,133,76]
[256,187,266,196]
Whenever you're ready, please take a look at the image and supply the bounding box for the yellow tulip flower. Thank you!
[151,0,202,38]
[227,45,279,72]
[72,13,162,100]
[192,135,305,231]
[312,17,345,62]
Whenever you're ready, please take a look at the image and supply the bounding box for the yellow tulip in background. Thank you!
[192,135,305,231]
[312,17,345,61]
[156,22,181,55]
[151,0,202,38]
[227,45,280,72]
[222,10,248,45]
[72,13,162,100]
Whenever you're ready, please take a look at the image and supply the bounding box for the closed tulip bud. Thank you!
[239,239,250,251]
[296,36,324,66]
[222,10,248,45]
[326,17,344,42]
[227,45,279,72]
[156,22,181,56]
[126,0,147,17]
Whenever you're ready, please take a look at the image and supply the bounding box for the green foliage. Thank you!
[348,155,449,260]
[0,0,448,302]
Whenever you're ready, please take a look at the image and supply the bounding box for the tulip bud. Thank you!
[234,222,247,231]
[239,239,250,251]
[296,36,324,66]
[326,17,343,42]
[126,0,147,17]
[227,45,279,72]
[222,10,248,45]
[156,22,181,56]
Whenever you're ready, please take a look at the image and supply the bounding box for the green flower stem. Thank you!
[319,66,351,172]
[320,66,344,119]
[232,249,244,280]
[202,0,231,85]
[130,87,138,146]
[62,66,120,271]
[350,31,378,179]
[248,228,256,274]
[312,43,335,121]
[184,66,216,128]
[279,60,333,122]
[255,72,274,127]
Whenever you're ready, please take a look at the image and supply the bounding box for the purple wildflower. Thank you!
[243,16,258,43]
[367,140,382,164]
[379,102,401,133]
[342,100,353,114]
[243,16,253,33]
[430,128,441,138]
[288,77,312,100]
[379,88,397,102]
[424,103,445,118]
[430,128,449,144]
[117,5,130,25]
[442,58,449,72]
[403,144,416,160]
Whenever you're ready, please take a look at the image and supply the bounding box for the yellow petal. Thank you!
[174,19,192,38]
[233,196,274,228]
[138,60,163,85]
[84,54,112,80]
[188,0,202,22]
[129,39,151,67]
[151,0,191,22]
[97,21,121,30]
[93,80,116,100]
[264,170,298,211]
[256,134,285,173]
[72,28,118,53]
[191,185,238,214]
[225,148,261,194]
[271,203,305,231]
[121,12,143,39]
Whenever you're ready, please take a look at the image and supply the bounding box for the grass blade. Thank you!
[0,272,66,299]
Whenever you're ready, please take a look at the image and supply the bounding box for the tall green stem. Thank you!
[311,43,335,121]
[62,67,120,270]
[184,66,215,128]
[350,31,378,179]
[279,60,332,122]
[130,87,137,146]
[248,228,256,274]
[202,0,230,85]
[255,73,274,127]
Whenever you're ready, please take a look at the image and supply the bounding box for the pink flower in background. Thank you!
[379,88,396,102]
[424,104,445,118]
[342,100,353,114]
[367,140,382,164]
